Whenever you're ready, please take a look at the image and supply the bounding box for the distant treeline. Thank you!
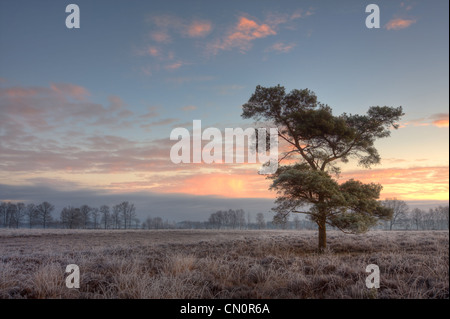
[0,200,448,231]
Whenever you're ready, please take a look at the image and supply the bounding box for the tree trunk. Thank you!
[318,216,326,252]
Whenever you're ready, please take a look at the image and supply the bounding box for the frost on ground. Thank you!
[0,229,448,299]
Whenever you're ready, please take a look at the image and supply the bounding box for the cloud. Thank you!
[156,172,273,198]
[214,84,245,95]
[134,46,161,57]
[181,105,197,111]
[153,118,179,126]
[265,42,296,53]
[187,21,212,37]
[151,30,172,43]
[141,106,159,119]
[108,95,126,111]
[141,65,153,76]
[0,83,119,133]
[340,166,449,201]
[0,132,174,174]
[400,2,414,11]
[85,135,135,150]
[165,75,215,84]
[265,9,312,27]
[430,113,449,128]
[402,113,449,128]
[149,15,213,39]
[0,87,42,98]
[140,118,178,130]
[385,18,416,30]
[165,61,184,70]
[0,81,146,175]
[50,83,90,101]
[207,9,311,55]
[147,46,160,57]
[138,16,213,76]
[209,16,276,54]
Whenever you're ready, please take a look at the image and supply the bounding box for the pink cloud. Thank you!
[165,62,184,70]
[146,118,179,127]
[385,18,416,30]
[147,46,160,56]
[148,15,213,40]
[151,31,171,43]
[165,75,215,84]
[234,17,275,39]
[108,95,125,111]
[400,2,413,11]
[210,16,276,53]
[187,21,212,37]
[430,113,449,127]
[151,14,182,29]
[214,84,245,95]
[181,105,197,111]
[141,65,153,76]
[141,106,159,119]
[265,9,311,27]
[50,83,90,101]
[0,82,135,138]
[402,113,449,128]
[0,87,41,98]
[207,9,311,55]
[266,42,296,53]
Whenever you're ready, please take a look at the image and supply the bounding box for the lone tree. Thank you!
[242,85,404,251]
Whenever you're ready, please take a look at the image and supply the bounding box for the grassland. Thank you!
[0,229,448,299]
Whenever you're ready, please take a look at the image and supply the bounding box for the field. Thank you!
[0,229,448,299]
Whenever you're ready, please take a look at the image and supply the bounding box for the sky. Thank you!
[0,0,448,221]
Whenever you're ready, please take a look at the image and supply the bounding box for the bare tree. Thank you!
[60,206,82,229]
[433,206,449,230]
[6,203,17,228]
[225,210,235,229]
[132,217,141,229]
[273,212,289,229]
[91,208,100,229]
[0,202,18,228]
[153,217,163,229]
[256,212,266,229]
[293,215,301,230]
[383,198,408,230]
[112,204,121,229]
[80,205,91,229]
[100,205,110,229]
[410,208,423,230]
[208,211,223,229]
[14,203,26,228]
[144,216,153,229]
[36,202,54,229]
[0,202,7,228]
[440,206,449,229]
[118,201,136,229]
[422,209,435,230]
[236,209,246,229]
[25,203,38,229]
